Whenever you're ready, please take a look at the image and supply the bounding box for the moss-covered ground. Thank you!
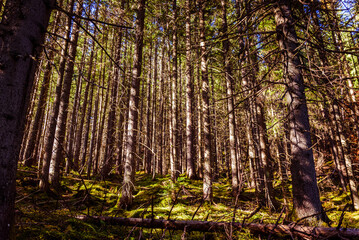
[15,166,359,239]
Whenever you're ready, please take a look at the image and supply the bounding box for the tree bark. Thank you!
[274,0,323,222]
[49,0,83,188]
[184,0,196,178]
[145,45,153,174]
[39,0,75,191]
[0,0,53,237]
[169,0,179,181]
[76,215,359,240]
[120,0,146,209]
[103,27,124,177]
[199,0,212,202]
[22,8,62,167]
[221,0,239,196]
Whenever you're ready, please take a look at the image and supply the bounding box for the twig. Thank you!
[168,187,182,220]
[125,225,139,240]
[151,195,154,219]
[181,225,188,240]
[55,5,133,29]
[267,206,286,240]
[230,193,240,239]
[242,205,262,226]
[160,227,168,240]
[15,190,41,204]
[294,208,335,227]
[191,199,204,221]
[337,204,349,230]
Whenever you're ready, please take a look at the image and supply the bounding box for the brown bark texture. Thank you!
[0,0,53,238]
[120,0,146,209]
[76,215,359,240]
[199,0,212,202]
[274,0,323,222]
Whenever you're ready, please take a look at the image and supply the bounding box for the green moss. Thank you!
[15,166,359,239]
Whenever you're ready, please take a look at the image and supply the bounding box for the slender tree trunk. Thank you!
[151,43,158,179]
[196,59,203,179]
[145,45,153,174]
[309,1,359,210]
[94,51,110,174]
[0,0,53,237]
[332,101,359,210]
[39,0,75,191]
[103,30,123,177]
[22,8,62,167]
[221,0,239,196]
[199,0,212,202]
[81,79,94,171]
[274,0,323,222]
[49,1,83,188]
[74,73,91,170]
[23,53,53,167]
[169,0,179,181]
[87,85,100,179]
[66,21,91,173]
[120,0,145,209]
[185,0,195,179]
[117,30,130,175]
[19,63,41,163]
[157,45,165,175]
[256,95,277,210]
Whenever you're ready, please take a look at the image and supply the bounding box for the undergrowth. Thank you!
[15,166,359,239]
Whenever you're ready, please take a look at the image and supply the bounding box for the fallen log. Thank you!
[75,215,359,239]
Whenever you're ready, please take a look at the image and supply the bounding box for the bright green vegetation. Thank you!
[15,166,359,239]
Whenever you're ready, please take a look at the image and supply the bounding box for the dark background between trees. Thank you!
[1,0,359,239]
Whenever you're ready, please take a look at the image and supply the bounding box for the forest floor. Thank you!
[14,166,359,239]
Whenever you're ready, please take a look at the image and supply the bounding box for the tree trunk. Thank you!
[94,51,110,174]
[0,0,53,237]
[39,0,75,191]
[80,79,94,172]
[184,0,195,179]
[145,45,153,174]
[199,0,212,202]
[49,0,83,188]
[66,18,92,173]
[22,8,62,167]
[309,1,359,210]
[157,45,165,175]
[221,0,239,196]
[151,43,158,179]
[274,0,323,222]
[103,26,124,177]
[120,0,146,209]
[76,215,359,239]
[169,0,179,181]
[87,85,100,179]
[255,95,277,210]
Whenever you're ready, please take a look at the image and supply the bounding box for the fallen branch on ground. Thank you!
[75,215,359,239]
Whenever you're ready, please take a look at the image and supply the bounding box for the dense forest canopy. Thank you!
[0,0,359,239]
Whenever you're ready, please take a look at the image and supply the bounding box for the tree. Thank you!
[39,0,75,191]
[274,0,323,222]
[185,0,196,180]
[103,0,126,177]
[221,0,239,196]
[49,0,83,188]
[0,0,54,238]
[22,7,63,167]
[169,0,179,181]
[120,0,146,209]
[199,0,212,202]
